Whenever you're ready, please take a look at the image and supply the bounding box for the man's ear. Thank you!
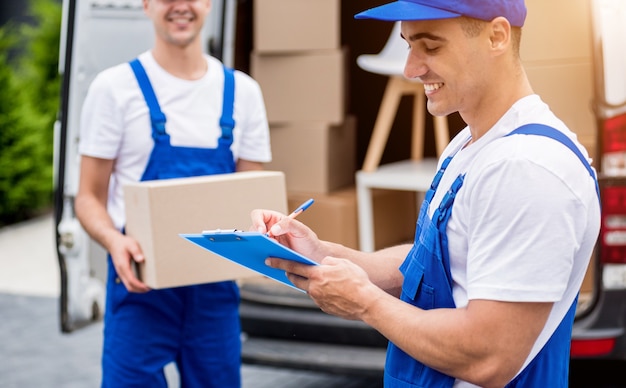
[489,17,511,55]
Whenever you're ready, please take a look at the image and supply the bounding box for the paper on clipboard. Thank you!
[180,229,318,291]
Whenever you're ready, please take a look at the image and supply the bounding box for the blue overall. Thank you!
[384,124,599,387]
[102,59,241,388]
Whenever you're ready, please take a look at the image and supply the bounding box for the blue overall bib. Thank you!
[384,124,599,387]
[102,59,241,388]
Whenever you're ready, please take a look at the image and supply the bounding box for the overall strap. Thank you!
[506,124,600,201]
[425,155,454,203]
[129,58,167,136]
[219,66,236,142]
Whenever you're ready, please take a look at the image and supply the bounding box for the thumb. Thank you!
[128,244,145,263]
[321,256,341,265]
[269,223,285,237]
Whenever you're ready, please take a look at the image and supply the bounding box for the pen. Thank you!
[288,198,314,219]
[267,198,314,237]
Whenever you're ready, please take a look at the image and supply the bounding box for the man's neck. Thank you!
[151,40,207,80]
[461,68,534,142]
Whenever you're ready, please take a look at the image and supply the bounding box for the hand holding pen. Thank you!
[288,198,314,219]
[267,198,314,238]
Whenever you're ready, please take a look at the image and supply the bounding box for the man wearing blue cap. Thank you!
[253,0,600,386]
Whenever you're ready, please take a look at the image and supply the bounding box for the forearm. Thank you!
[74,193,122,253]
[236,159,264,171]
[320,241,409,295]
[360,293,550,387]
[268,239,538,385]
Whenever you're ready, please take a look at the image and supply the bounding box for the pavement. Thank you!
[0,213,383,388]
[0,214,60,298]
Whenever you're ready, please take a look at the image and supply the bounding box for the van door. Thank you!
[570,0,626,360]
[54,0,233,332]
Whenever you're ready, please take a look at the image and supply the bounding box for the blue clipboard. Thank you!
[180,229,318,291]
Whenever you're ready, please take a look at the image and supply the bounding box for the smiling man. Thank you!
[74,0,271,386]
[252,0,600,387]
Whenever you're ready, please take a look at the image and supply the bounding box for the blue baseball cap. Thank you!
[355,0,527,27]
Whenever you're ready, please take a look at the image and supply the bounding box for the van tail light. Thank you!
[600,183,626,264]
[570,337,616,357]
[602,113,626,154]
[601,113,626,175]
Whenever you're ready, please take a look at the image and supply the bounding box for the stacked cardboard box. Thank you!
[522,0,595,158]
[252,0,416,250]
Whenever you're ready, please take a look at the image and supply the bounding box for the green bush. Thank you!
[0,0,60,227]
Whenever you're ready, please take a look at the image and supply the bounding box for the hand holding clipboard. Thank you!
[181,199,316,291]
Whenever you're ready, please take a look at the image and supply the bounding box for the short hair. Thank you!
[458,17,522,57]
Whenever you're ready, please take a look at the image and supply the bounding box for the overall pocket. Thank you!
[400,257,435,310]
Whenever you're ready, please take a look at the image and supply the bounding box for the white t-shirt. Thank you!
[432,95,601,386]
[79,51,272,229]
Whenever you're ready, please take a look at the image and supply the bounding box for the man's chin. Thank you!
[426,103,452,119]
[166,34,199,48]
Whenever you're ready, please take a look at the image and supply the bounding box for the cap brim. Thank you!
[355,1,462,22]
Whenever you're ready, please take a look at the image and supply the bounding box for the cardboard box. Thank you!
[525,63,595,157]
[288,187,416,250]
[253,0,340,53]
[289,188,359,249]
[251,48,347,124]
[124,171,288,289]
[370,188,417,249]
[521,0,591,62]
[266,116,356,193]
[521,0,595,157]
